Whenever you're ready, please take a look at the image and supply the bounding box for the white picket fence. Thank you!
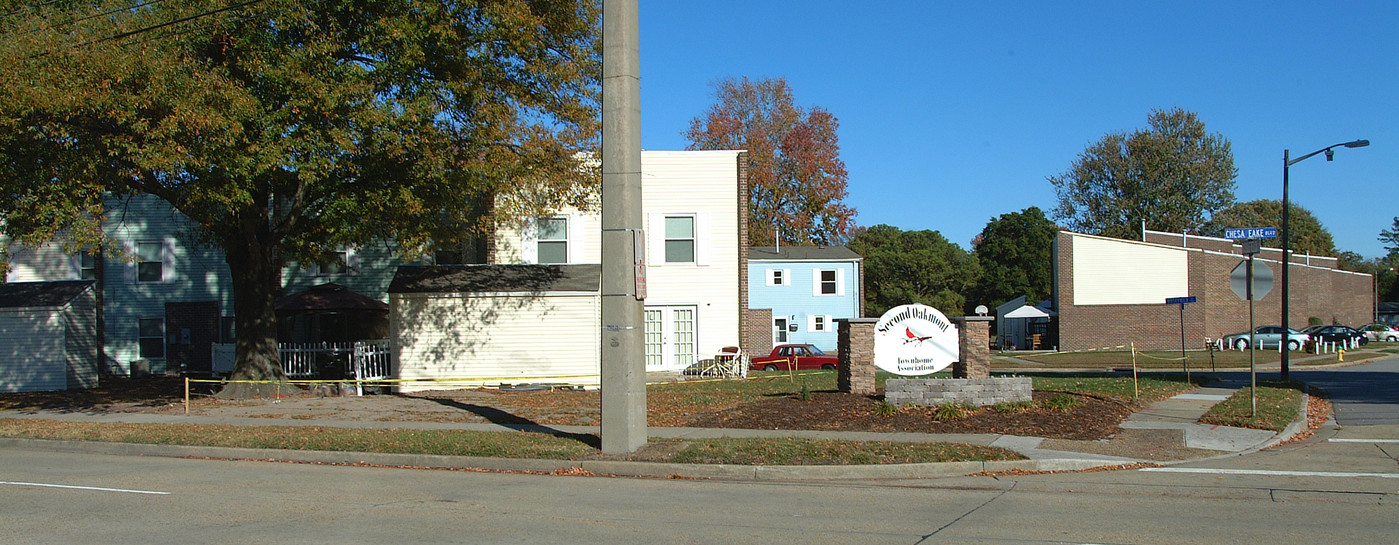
[210,339,392,394]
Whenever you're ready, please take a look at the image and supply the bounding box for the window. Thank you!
[819,270,837,294]
[766,268,791,286]
[79,253,98,280]
[317,250,348,275]
[664,216,695,263]
[138,318,165,359]
[434,239,485,265]
[137,242,163,282]
[809,314,832,332]
[812,269,845,296]
[536,217,568,264]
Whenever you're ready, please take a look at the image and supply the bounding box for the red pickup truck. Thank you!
[750,344,839,371]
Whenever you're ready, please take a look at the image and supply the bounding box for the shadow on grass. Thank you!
[0,377,200,414]
[422,397,600,449]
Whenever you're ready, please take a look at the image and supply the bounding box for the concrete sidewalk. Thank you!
[0,378,1305,481]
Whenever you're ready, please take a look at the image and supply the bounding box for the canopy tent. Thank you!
[1003,305,1051,319]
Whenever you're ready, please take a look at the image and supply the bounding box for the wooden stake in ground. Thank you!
[1131,342,1139,401]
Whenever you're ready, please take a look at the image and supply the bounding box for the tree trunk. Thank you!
[217,228,294,399]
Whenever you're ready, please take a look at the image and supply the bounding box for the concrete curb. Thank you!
[1256,382,1312,451]
[0,437,1139,481]
[1159,380,1315,466]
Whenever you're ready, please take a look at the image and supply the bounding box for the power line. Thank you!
[12,0,271,59]
[89,0,264,46]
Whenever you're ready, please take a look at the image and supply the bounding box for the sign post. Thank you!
[1224,228,1275,418]
[1228,245,1274,418]
[1165,296,1197,381]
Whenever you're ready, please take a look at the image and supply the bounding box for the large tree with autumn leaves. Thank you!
[0,0,600,396]
[685,76,855,246]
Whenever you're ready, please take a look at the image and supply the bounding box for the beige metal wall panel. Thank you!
[1071,234,1189,305]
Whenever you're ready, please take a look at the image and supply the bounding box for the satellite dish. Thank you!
[974,305,989,316]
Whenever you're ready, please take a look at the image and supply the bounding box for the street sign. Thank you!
[1223,227,1277,240]
[1230,260,1274,301]
[1165,296,1197,305]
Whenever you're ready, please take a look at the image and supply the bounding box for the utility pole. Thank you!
[599,0,646,454]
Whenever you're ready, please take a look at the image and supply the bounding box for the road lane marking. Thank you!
[1329,439,1399,444]
[1141,467,1399,479]
[0,481,170,495]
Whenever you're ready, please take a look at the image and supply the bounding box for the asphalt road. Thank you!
[1295,355,1399,426]
[2,445,1395,545]
[3,356,1396,544]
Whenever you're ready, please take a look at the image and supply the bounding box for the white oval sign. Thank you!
[874,304,959,375]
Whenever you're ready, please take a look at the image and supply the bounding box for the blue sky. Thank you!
[636,1,1398,259]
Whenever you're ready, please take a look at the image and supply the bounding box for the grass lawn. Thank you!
[1199,381,1306,432]
[0,371,1204,465]
[996,345,1386,369]
[0,418,1022,465]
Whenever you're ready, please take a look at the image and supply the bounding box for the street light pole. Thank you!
[1280,139,1369,380]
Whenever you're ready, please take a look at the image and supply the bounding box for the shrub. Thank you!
[797,382,812,401]
[872,400,898,417]
[1041,393,1083,412]
[933,402,975,421]
[991,400,1034,414]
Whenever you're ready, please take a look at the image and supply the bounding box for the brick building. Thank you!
[1054,230,1373,351]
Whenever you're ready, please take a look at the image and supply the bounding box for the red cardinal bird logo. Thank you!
[904,326,933,345]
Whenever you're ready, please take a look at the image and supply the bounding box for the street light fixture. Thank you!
[1280,139,1369,380]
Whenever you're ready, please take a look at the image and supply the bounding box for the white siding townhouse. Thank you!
[4,150,748,389]
[389,150,749,391]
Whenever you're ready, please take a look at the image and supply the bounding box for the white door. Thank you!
[773,317,789,345]
[644,305,698,371]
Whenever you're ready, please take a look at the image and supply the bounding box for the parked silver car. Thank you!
[1360,322,1399,343]
[1220,326,1310,351]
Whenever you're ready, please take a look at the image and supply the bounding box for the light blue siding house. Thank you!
[5,193,400,377]
[747,246,862,352]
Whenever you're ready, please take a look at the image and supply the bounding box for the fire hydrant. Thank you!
[1338,349,1345,362]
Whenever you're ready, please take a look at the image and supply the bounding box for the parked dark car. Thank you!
[750,344,838,371]
[1304,325,1367,348]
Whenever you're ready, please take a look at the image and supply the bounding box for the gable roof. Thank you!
[749,246,861,262]
[0,280,94,309]
[388,264,601,294]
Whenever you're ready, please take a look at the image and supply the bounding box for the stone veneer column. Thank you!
[837,318,877,395]
[951,316,994,379]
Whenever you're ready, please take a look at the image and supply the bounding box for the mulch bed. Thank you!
[670,390,1135,441]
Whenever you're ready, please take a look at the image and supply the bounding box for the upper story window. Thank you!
[664,216,695,263]
[137,242,164,282]
[434,238,485,265]
[536,217,568,264]
[316,250,348,275]
[813,268,845,296]
[79,253,98,280]
[819,270,837,294]
[766,268,791,286]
